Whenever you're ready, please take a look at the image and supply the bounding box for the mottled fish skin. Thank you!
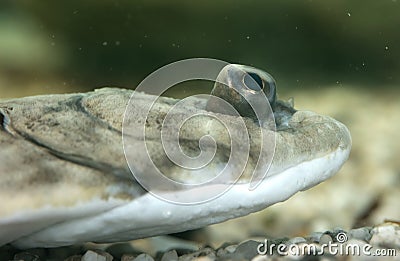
[0,79,351,247]
[0,89,145,246]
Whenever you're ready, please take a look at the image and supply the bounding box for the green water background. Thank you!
[0,0,399,98]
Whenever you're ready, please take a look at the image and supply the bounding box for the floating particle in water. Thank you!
[347,12,351,17]
[102,41,108,46]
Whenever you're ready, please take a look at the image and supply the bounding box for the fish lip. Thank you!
[267,110,352,177]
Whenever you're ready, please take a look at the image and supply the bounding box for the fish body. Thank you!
[0,65,351,248]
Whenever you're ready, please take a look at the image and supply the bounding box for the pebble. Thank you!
[285,236,307,245]
[348,227,372,242]
[121,254,136,261]
[370,223,400,249]
[160,250,178,261]
[215,244,237,257]
[133,253,154,261]
[231,240,262,260]
[308,231,324,242]
[81,250,113,261]
[224,245,237,253]
[179,248,215,261]
[13,252,41,261]
[319,233,333,244]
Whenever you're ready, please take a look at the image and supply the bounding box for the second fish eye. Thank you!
[243,72,264,92]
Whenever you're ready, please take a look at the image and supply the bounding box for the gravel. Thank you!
[2,222,399,261]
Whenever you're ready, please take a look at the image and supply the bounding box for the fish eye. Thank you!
[243,72,263,91]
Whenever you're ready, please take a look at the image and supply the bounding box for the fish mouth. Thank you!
[11,123,351,248]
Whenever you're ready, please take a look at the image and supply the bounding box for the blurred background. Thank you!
[0,0,399,252]
[0,0,399,97]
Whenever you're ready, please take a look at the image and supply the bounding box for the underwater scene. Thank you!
[0,1,399,260]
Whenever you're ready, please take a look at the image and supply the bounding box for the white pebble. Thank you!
[133,253,154,261]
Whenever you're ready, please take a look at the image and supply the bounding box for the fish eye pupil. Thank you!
[244,72,263,91]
